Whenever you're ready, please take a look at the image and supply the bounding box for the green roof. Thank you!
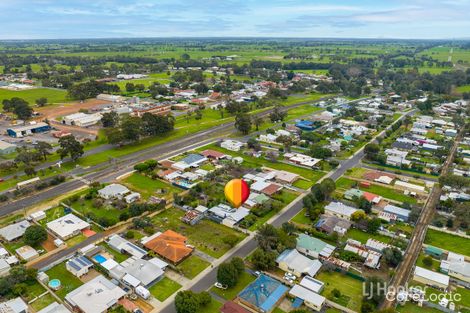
[425,245,443,255]
[344,188,363,199]
[296,233,328,253]
[254,194,269,204]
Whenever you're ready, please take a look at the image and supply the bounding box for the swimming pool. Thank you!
[93,254,107,263]
[48,279,61,290]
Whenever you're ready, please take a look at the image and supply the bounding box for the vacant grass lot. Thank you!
[0,88,69,105]
[336,177,417,204]
[424,229,470,256]
[317,271,363,312]
[210,271,256,300]
[149,277,182,301]
[176,255,210,279]
[69,195,122,226]
[152,209,246,258]
[45,262,84,299]
[346,228,393,244]
[397,303,442,313]
[122,173,182,199]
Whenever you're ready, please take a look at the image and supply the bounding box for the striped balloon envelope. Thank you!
[224,178,250,208]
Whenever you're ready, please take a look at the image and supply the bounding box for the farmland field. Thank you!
[0,87,68,105]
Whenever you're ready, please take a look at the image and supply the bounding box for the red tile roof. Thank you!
[201,149,226,159]
[144,230,193,264]
[261,183,282,196]
[363,191,380,202]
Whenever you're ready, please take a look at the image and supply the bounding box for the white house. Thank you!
[413,266,449,290]
[47,214,90,240]
[0,220,30,242]
[324,202,358,220]
[0,298,28,313]
[65,275,126,313]
[276,249,322,277]
[98,184,130,200]
[289,284,325,312]
[37,302,71,313]
[220,139,244,151]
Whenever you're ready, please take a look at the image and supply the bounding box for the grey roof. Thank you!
[0,220,30,241]
[181,153,206,165]
[0,298,28,313]
[448,261,470,278]
[289,284,325,306]
[107,235,147,259]
[98,183,129,197]
[276,249,322,276]
[383,204,410,218]
[123,258,164,286]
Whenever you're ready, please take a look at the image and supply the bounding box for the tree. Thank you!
[230,257,245,275]
[58,135,84,161]
[357,196,372,214]
[422,255,434,267]
[125,83,135,92]
[24,225,47,246]
[276,135,293,152]
[235,113,252,135]
[35,97,48,107]
[217,262,239,287]
[35,141,52,160]
[269,106,287,122]
[120,116,142,142]
[13,101,33,120]
[383,247,403,267]
[24,166,36,177]
[175,291,200,313]
[251,249,277,270]
[309,145,332,159]
[256,224,280,251]
[101,111,119,128]
[253,116,263,131]
[364,143,380,160]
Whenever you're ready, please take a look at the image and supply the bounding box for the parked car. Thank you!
[254,271,261,277]
[284,272,296,280]
[214,282,228,289]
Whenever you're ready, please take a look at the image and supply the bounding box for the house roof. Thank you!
[261,183,283,196]
[65,275,126,313]
[144,230,193,263]
[299,276,324,293]
[98,183,129,197]
[37,302,71,313]
[0,220,30,241]
[201,149,226,159]
[0,298,28,313]
[383,204,410,218]
[289,284,326,307]
[276,249,322,276]
[181,153,207,165]
[238,274,288,312]
[296,233,335,258]
[220,301,250,313]
[67,255,93,272]
[325,202,358,217]
[47,214,90,239]
[414,266,449,287]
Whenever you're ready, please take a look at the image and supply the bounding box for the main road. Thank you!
[157,110,415,313]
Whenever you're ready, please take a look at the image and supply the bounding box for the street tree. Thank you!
[58,135,84,161]
[235,113,252,135]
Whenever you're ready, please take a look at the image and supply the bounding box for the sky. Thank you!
[1,0,470,39]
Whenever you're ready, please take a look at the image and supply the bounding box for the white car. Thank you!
[214,282,228,290]
[284,272,296,280]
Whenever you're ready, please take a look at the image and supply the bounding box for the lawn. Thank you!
[149,277,182,301]
[210,271,256,300]
[22,279,48,302]
[416,253,440,271]
[122,173,182,199]
[424,229,470,256]
[397,303,442,313]
[346,228,393,244]
[99,243,129,263]
[152,209,246,258]
[290,208,312,226]
[292,179,313,190]
[30,293,56,311]
[45,262,84,299]
[456,84,470,93]
[271,189,300,205]
[317,271,363,312]
[336,177,417,204]
[0,87,69,105]
[65,233,87,247]
[68,192,123,226]
[176,255,210,279]
[198,299,223,313]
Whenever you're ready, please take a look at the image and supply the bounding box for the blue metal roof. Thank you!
[181,153,205,165]
[238,274,288,312]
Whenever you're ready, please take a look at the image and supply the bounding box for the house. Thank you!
[179,153,208,168]
[344,239,381,269]
[315,215,351,236]
[15,245,39,261]
[107,257,164,288]
[413,266,449,290]
[29,211,46,221]
[47,214,90,240]
[284,153,321,168]
[365,239,394,254]
[344,188,363,200]
[440,252,470,283]
[276,249,322,277]
[425,246,444,259]
[289,284,326,312]
[96,94,125,102]
[0,258,10,277]
[7,122,51,138]
[107,235,147,259]
[237,274,288,313]
[200,149,226,160]
[66,255,93,277]
[65,275,126,313]
[395,180,425,193]
[324,202,358,220]
[244,193,270,208]
[144,230,193,264]
[220,301,250,313]
[0,140,16,154]
[208,204,250,227]
[37,302,71,313]
[0,220,30,241]
[181,210,204,225]
[221,140,244,151]
[98,184,130,200]
[271,170,299,184]
[0,297,28,313]
[383,204,410,222]
[296,233,335,259]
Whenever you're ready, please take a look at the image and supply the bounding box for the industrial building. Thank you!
[7,122,51,138]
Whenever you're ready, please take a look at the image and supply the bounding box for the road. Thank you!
[158,110,415,313]
[380,123,464,309]
[0,98,335,217]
